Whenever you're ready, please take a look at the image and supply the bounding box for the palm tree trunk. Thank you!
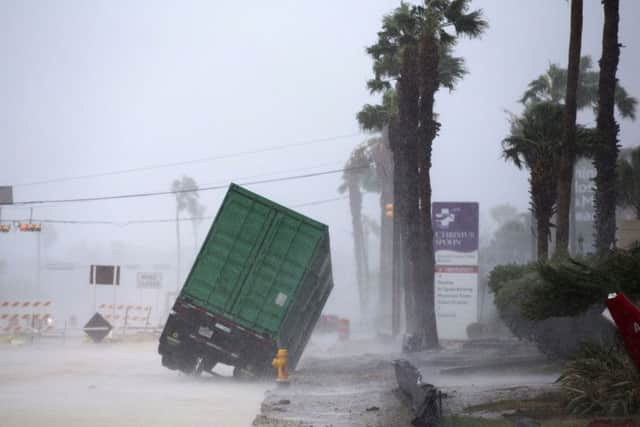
[417,31,440,349]
[531,161,553,261]
[537,219,550,261]
[348,179,369,319]
[175,207,181,292]
[388,119,403,336]
[594,0,620,253]
[192,223,199,256]
[378,128,395,333]
[556,0,583,257]
[398,45,420,338]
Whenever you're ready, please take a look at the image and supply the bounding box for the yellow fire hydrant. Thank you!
[272,348,289,385]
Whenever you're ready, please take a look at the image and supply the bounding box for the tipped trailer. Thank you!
[158,184,334,376]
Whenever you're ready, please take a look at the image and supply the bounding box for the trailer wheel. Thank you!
[161,354,178,370]
[203,359,217,374]
[233,366,251,380]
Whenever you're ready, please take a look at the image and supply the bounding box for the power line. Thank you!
[13,132,362,187]
[9,165,368,206]
[4,161,345,210]
[0,196,348,226]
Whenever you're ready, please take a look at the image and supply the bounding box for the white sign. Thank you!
[435,250,479,266]
[137,272,162,289]
[434,266,478,340]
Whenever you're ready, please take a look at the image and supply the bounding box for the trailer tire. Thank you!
[161,354,178,370]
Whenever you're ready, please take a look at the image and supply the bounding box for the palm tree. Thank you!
[555,0,583,258]
[520,55,636,256]
[503,102,565,260]
[415,1,486,349]
[594,0,622,252]
[363,1,486,349]
[357,90,401,335]
[171,175,205,291]
[338,141,378,319]
[520,56,636,120]
[617,147,640,219]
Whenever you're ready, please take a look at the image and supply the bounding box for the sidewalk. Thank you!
[253,351,413,427]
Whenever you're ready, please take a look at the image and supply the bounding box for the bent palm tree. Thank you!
[171,175,205,291]
[338,142,377,318]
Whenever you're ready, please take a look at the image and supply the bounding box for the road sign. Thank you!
[90,265,120,285]
[137,272,162,289]
[83,312,112,343]
[0,187,13,205]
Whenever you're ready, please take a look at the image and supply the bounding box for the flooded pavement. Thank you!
[254,337,562,426]
[254,353,413,427]
[0,335,564,427]
[0,338,268,427]
[407,339,561,417]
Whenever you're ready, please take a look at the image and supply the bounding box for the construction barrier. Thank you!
[338,318,350,341]
[0,300,54,334]
[97,304,152,332]
[315,314,350,341]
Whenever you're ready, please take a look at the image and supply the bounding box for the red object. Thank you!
[338,318,350,341]
[606,293,640,370]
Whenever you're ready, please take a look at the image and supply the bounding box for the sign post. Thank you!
[90,265,120,314]
[432,202,479,340]
[83,312,112,343]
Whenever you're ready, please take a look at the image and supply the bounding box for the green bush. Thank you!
[525,244,640,321]
[488,256,622,359]
[558,342,640,416]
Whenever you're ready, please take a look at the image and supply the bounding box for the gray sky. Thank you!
[1,1,640,316]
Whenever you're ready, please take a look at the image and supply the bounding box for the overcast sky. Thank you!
[1,1,639,316]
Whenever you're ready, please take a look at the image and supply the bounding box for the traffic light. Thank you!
[0,224,10,233]
[19,223,41,232]
[385,203,394,218]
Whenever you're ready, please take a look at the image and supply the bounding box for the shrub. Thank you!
[558,342,640,416]
[525,244,640,321]
[488,261,617,359]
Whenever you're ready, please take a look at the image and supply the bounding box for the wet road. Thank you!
[0,338,268,427]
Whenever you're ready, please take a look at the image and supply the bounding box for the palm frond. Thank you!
[615,85,638,120]
[357,104,390,132]
[438,44,467,91]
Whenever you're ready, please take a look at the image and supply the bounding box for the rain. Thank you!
[2,1,640,426]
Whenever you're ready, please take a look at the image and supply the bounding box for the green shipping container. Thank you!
[158,184,334,376]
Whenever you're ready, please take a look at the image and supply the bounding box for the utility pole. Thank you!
[30,208,41,293]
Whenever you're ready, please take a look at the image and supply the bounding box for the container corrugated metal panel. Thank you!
[180,184,333,342]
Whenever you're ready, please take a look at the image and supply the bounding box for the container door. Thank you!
[182,190,274,312]
[229,213,324,335]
